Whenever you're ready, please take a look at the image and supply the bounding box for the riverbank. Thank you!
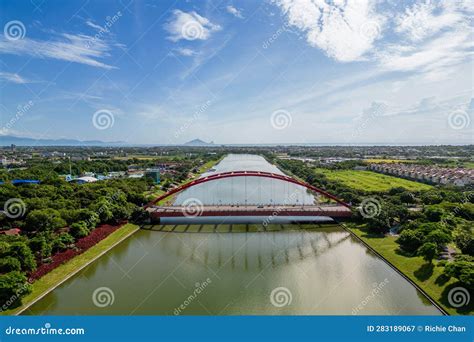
[344,223,464,315]
[2,223,139,316]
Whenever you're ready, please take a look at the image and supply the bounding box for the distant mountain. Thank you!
[184,139,214,146]
[0,135,124,146]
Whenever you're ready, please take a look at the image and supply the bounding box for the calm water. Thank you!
[24,155,441,315]
[174,154,317,206]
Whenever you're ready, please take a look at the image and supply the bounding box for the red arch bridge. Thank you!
[146,171,352,221]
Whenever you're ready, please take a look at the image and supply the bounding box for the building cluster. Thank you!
[370,163,474,187]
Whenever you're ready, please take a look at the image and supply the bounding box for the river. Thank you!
[23,154,441,315]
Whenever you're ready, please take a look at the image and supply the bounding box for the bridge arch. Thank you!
[146,171,350,208]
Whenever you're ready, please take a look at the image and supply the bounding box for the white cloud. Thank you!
[0,72,30,84]
[274,0,473,80]
[0,33,116,69]
[164,10,221,42]
[85,20,104,31]
[395,2,461,42]
[173,47,197,57]
[275,0,385,62]
[226,5,244,19]
[380,2,473,79]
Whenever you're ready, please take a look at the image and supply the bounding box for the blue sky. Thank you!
[0,0,472,145]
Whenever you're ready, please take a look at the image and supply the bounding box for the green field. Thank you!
[347,225,472,315]
[363,159,418,164]
[315,168,432,192]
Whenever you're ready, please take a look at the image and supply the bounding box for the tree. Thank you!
[444,258,474,289]
[0,271,31,306]
[70,221,90,239]
[52,233,75,252]
[454,224,474,256]
[130,206,149,223]
[425,229,452,249]
[24,209,66,232]
[29,234,53,259]
[0,257,21,273]
[397,229,424,253]
[424,206,444,222]
[9,242,36,272]
[418,242,437,263]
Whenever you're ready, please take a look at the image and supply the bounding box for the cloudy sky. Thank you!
[0,0,472,145]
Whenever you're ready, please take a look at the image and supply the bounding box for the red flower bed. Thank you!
[29,223,124,281]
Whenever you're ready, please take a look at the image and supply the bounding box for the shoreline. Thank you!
[340,223,449,316]
[7,224,139,316]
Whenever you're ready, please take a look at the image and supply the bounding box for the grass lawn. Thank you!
[348,225,472,315]
[3,223,139,316]
[315,168,432,192]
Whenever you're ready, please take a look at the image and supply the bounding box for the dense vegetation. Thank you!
[0,152,220,309]
[276,158,474,308]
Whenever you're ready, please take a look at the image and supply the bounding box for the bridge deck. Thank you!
[148,205,352,218]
